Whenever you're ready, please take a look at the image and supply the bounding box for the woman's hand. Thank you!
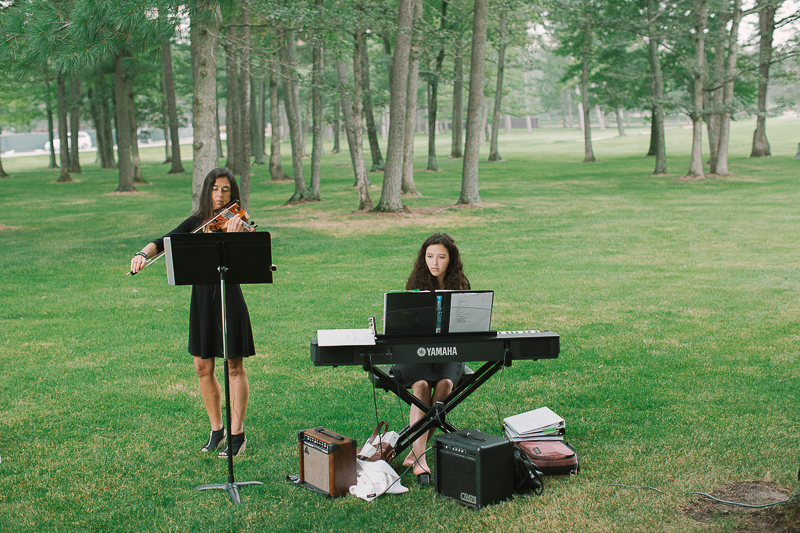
[130,243,157,274]
[130,253,147,274]
[224,215,244,233]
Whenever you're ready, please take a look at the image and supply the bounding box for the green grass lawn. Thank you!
[0,118,798,532]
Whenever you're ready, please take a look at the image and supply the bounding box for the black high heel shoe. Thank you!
[201,427,226,452]
[219,432,247,458]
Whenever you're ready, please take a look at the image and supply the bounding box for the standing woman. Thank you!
[391,233,470,484]
[129,167,254,457]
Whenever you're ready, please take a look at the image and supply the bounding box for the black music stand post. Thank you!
[164,232,275,505]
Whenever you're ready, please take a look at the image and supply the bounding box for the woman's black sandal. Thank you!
[219,433,247,458]
[201,427,226,452]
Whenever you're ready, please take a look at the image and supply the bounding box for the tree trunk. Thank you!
[279,29,309,203]
[160,73,171,164]
[268,53,287,180]
[580,29,595,163]
[308,0,324,201]
[451,32,464,159]
[401,0,422,196]
[706,35,724,173]
[190,0,220,212]
[113,55,134,192]
[488,7,507,162]
[687,0,708,177]
[331,100,341,153]
[69,75,82,173]
[56,74,72,182]
[646,0,667,173]
[88,85,105,166]
[237,0,252,210]
[162,42,185,174]
[714,0,743,175]
[565,89,573,128]
[224,26,240,173]
[426,0,448,171]
[646,107,657,156]
[336,52,372,210]
[615,108,625,136]
[750,0,774,158]
[45,78,58,169]
[375,0,414,212]
[128,78,146,184]
[101,79,116,169]
[259,64,268,160]
[301,89,309,159]
[253,56,266,165]
[362,34,384,172]
[595,105,606,131]
[458,0,487,205]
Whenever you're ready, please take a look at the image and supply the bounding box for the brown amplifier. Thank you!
[298,427,357,497]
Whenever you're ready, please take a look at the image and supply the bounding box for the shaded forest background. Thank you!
[0,0,798,211]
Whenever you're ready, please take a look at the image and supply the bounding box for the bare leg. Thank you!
[424,378,453,447]
[194,356,223,431]
[226,357,249,435]
[407,380,433,475]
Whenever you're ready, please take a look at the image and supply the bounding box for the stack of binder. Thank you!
[503,406,565,441]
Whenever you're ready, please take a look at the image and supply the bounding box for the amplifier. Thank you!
[298,427,357,498]
[434,429,514,508]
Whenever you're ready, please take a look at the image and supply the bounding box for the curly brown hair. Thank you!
[405,233,470,291]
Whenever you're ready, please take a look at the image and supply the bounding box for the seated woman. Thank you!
[390,233,470,485]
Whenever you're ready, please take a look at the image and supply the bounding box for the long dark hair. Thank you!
[193,167,240,220]
[406,233,470,291]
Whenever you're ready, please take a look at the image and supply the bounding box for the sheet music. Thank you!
[448,292,493,332]
[317,329,376,347]
[503,406,565,436]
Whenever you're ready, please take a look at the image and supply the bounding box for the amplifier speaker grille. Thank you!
[302,445,329,492]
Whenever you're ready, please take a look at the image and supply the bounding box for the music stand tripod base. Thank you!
[196,480,265,505]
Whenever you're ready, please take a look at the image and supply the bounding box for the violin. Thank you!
[202,201,258,233]
[127,200,257,276]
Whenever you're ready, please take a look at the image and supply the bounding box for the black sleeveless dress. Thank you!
[153,216,256,360]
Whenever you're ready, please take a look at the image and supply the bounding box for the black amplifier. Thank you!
[298,427,357,498]
[434,429,514,508]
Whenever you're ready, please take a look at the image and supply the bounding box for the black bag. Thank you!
[512,448,544,495]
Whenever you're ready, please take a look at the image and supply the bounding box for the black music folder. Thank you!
[382,290,493,335]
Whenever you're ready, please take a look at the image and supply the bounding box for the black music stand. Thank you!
[164,231,275,505]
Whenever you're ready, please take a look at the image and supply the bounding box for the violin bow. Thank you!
[126,201,254,276]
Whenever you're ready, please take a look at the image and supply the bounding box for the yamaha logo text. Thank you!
[416,346,458,358]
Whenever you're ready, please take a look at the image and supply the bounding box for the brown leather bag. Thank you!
[515,440,579,476]
[357,421,397,462]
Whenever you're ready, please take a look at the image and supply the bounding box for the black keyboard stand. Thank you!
[364,347,513,459]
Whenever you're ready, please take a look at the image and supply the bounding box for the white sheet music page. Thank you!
[503,406,565,435]
[449,292,493,332]
[317,329,376,347]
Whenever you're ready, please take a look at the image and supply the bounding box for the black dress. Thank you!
[152,216,256,360]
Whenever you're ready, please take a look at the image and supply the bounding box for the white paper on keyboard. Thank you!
[449,291,493,332]
[317,328,376,347]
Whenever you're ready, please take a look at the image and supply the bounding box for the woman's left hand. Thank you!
[224,215,244,233]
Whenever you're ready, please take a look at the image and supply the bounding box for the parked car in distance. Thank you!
[44,132,92,151]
